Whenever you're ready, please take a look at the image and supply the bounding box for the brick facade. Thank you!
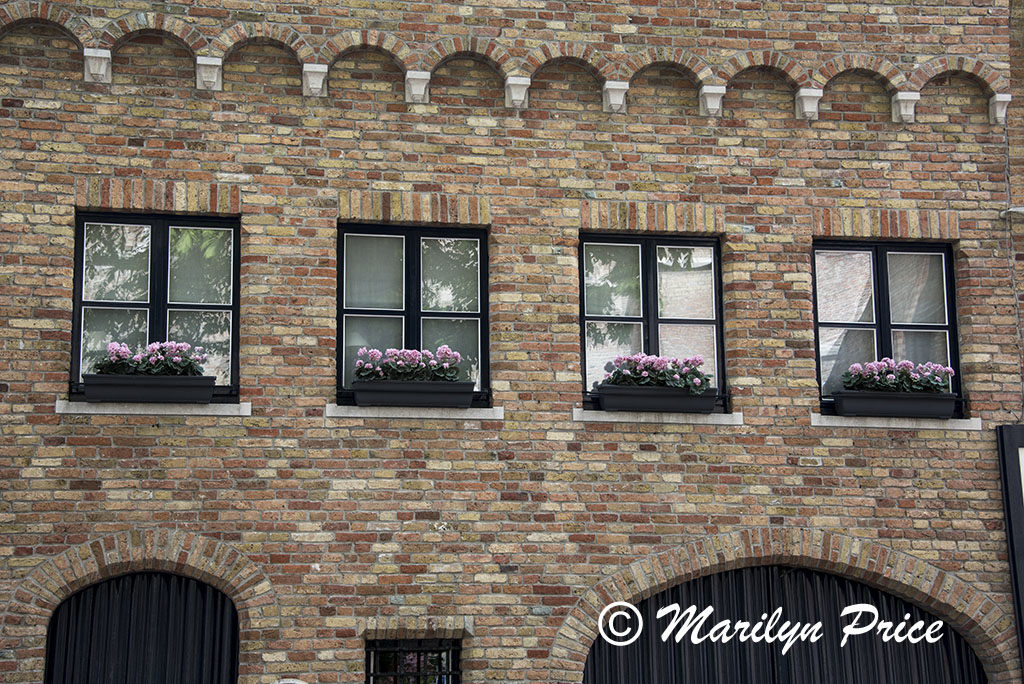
[1,1,1022,682]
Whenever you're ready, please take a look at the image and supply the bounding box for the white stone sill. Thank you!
[810,413,982,431]
[55,399,252,416]
[326,403,504,420]
[572,408,744,425]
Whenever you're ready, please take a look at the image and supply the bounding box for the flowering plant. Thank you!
[841,358,954,393]
[354,345,464,382]
[601,353,713,395]
[92,341,208,376]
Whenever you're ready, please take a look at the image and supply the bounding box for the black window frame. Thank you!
[811,240,963,416]
[365,638,461,684]
[578,233,728,412]
[337,222,491,408]
[70,210,242,403]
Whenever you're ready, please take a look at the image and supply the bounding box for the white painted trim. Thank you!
[572,408,743,425]
[326,403,503,420]
[55,399,252,416]
[810,412,982,431]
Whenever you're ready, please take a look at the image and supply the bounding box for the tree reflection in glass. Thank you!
[169,227,233,304]
[80,308,147,378]
[421,238,480,313]
[82,223,150,302]
[168,310,232,384]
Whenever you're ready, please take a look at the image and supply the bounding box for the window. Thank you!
[45,572,239,684]
[338,224,489,405]
[71,211,240,400]
[579,234,725,408]
[366,639,461,684]
[812,242,960,402]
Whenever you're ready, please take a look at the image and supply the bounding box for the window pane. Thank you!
[421,318,480,388]
[82,223,150,302]
[584,244,641,317]
[343,315,404,384]
[658,324,717,386]
[814,251,874,324]
[167,310,232,384]
[892,330,949,366]
[657,246,714,319]
[585,321,642,389]
[818,327,876,395]
[888,253,946,325]
[421,238,480,313]
[345,235,404,309]
[80,307,147,378]
[168,227,232,304]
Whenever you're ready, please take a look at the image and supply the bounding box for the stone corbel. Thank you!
[195,56,223,91]
[891,91,920,124]
[602,80,629,114]
[699,85,727,117]
[990,93,1011,126]
[504,76,531,109]
[405,70,431,104]
[302,63,329,97]
[83,48,112,84]
[795,87,824,121]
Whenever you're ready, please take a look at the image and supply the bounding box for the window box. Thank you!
[82,374,216,403]
[595,384,717,413]
[831,390,956,419]
[351,380,476,408]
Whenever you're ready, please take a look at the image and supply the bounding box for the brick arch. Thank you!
[0,1,94,48]
[421,37,517,78]
[322,29,416,71]
[2,529,280,681]
[813,53,906,92]
[522,42,619,82]
[621,47,714,88]
[547,527,1019,684]
[907,56,1008,95]
[98,11,207,56]
[715,49,812,88]
[208,21,316,64]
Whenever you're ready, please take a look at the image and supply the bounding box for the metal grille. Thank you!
[366,639,461,684]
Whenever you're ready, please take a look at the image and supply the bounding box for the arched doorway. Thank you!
[44,571,239,684]
[584,565,987,684]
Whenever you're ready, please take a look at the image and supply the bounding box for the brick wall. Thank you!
[0,1,1022,682]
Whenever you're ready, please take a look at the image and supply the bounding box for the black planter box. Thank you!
[832,390,957,419]
[351,380,476,408]
[82,374,216,403]
[595,384,717,413]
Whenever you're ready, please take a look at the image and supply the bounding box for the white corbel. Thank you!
[602,80,629,114]
[891,91,921,124]
[83,48,112,84]
[795,87,824,121]
[699,85,727,117]
[504,76,531,109]
[990,93,1011,126]
[302,63,329,97]
[405,70,431,104]
[195,56,223,91]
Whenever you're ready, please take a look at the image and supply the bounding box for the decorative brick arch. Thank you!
[715,49,812,88]
[2,529,280,681]
[208,21,317,64]
[0,1,94,48]
[621,47,714,88]
[421,37,517,78]
[521,42,619,82]
[907,56,1008,95]
[813,53,906,92]
[547,527,1019,684]
[98,11,208,55]
[322,29,416,71]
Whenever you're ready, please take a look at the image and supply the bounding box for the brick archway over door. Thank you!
[547,527,1019,683]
